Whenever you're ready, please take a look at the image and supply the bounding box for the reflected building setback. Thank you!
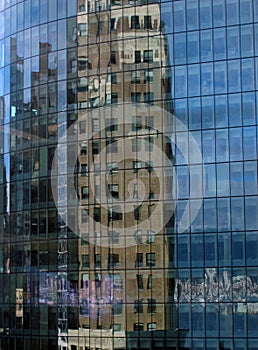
[0,0,258,350]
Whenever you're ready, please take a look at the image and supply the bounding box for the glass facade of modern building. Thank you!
[0,0,257,349]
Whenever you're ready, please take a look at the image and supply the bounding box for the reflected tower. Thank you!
[68,1,178,349]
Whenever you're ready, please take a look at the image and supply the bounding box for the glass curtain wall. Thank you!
[0,0,257,350]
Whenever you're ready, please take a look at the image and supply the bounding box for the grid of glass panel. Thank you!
[0,0,257,349]
[170,0,258,349]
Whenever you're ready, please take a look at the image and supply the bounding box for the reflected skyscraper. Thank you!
[71,2,176,349]
[0,1,258,350]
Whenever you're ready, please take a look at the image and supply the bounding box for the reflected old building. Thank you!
[74,1,177,349]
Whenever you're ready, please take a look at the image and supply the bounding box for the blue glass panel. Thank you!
[232,232,245,266]
[40,24,48,48]
[189,97,201,130]
[200,30,213,62]
[0,68,3,96]
[249,340,258,349]
[242,92,256,126]
[187,31,199,64]
[57,81,67,111]
[255,0,258,21]
[192,304,204,337]
[0,13,3,40]
[17,2,24,31]
[204,198,217,232]
[24,0,31,29]
[48,22,57,52]
[204,164,216,197]
[228,93,242,127]
[231,199,245,231]
[220,339,233,349]
[234,309,247,337]
[0,40,3,68]
[161,2,173,34]
[31,0,39,27]
[226,0,240,25]
[228,60,241,92]
[243,126,256,160]
[218,233,231,266]
[186,0,199,31]
[202,130,215,163]
[217,198,230,232]
[191,234,203,267]
[216,129,229,162]
[48,0,57,21]
[256,59,258,90]
[246,237,258,266]
[174,66,187,98]
[241,25,254,58]
[229,128,243,162]
[177,234,190,267]
[192,339,205,349]
[58,20,67,50]
[16,32,24,62]
[244,161,257,195]
[173,0,186,32]
[230,162,244,196]
[174,33,186,65]
[67,0,77,17]
[190,199,203,232]
[175,132,188,165]
[199,0,212,29]
[227,26,240,59]
[4,8,10,37]
[248,311,258,337]
[166,33,174,64]
[202,96,214,128]
[255,24,258,56]
[206,304,218,336]
[31,27,39,56]
[177,166,189,199]
[213,0,225,27]
[240,0,253,24]
[188,64,200,97]
[178,305,191,331]
[4,66,10,95]
[214,61,227,94]
[40,0,48,24]
[201,63,213,96]
[242,59,255,91]
[3,94,10,123]
[58,0,67,19]
[176,200,190,233]
[215,95,228,128]
[205,233,217,266]
[216,163,230,196]
[23,59,31,89]
[214,28,226,60]
[10,5,17,35]
[174,98,188,128]
[245,197,258,230]
[24,29,31,59]
[190,162,203,197]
